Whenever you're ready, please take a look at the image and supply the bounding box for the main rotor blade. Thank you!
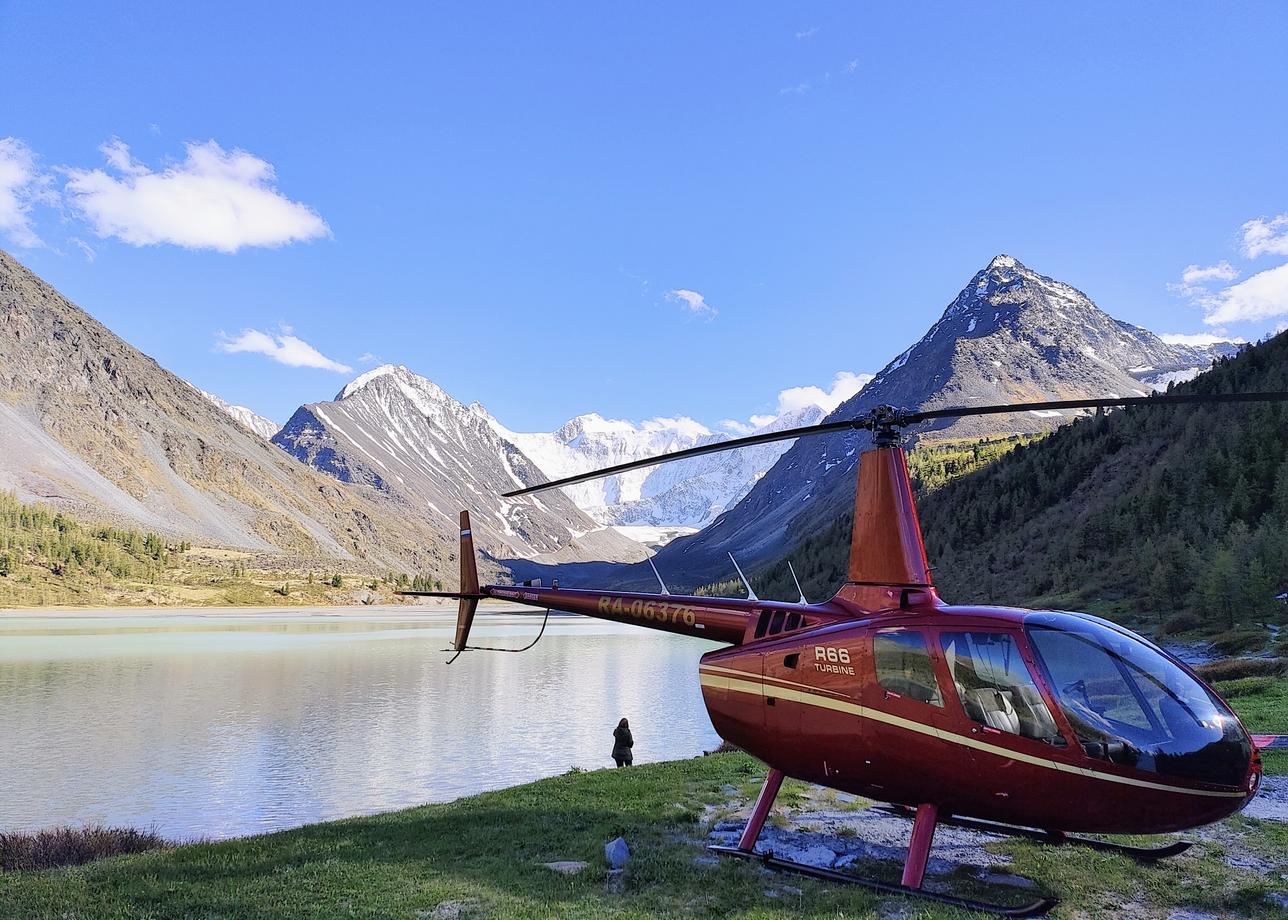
[502,417,867,496]
[503,389,1288,497]
[906,390,1288,424]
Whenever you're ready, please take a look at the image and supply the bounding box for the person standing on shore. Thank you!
[612,717,633,768]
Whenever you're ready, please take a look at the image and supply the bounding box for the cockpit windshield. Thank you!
[1025,612,1250,787]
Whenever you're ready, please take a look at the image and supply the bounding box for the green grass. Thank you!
[0,668,1281,919]
[1,751,1284,920]
[1220,673,1288,776]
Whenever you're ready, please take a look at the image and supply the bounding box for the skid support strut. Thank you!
[710,776,1056,918]
[900,803,938,888]
[737,767,784,851]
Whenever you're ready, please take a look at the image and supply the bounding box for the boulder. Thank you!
[604,836,631,869]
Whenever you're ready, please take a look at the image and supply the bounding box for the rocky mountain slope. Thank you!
[273,365,649,564]
[0,250,461,576]
[198,389,279,439]
[651,254,1238,588]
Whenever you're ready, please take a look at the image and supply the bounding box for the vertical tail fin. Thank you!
[453,511,481,652]
[846,446,933,587]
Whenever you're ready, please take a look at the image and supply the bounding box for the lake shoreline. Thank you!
[3,753,1285,920]
[0,600,543,617]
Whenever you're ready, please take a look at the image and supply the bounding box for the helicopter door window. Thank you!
[940,632,1060,743]
[873,631,943,707]
[768,611,787,635]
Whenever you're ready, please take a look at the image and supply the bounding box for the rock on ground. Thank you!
[604,836,630,869]
[543,861,587,874]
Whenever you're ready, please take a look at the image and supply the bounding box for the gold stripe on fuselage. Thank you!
[697,671,1247,800]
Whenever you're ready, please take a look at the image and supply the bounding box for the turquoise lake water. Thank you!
[0,605,721,839]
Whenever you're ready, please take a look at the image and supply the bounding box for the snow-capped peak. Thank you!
[987,253,1018,271]
[335,363,460,412]
[197,388,279,439]
[337,364,404,400]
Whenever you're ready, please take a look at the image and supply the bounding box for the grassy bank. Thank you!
[2,670,1284,920]
[1,750,1283,920]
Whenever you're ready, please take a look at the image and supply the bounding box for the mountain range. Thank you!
[489,401,847,531]
[646,254,1238,589]
[0,249,1237,587]
[0,249,462,577]
[271,365,649,564]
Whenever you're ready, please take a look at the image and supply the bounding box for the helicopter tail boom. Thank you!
[486,584,756,644]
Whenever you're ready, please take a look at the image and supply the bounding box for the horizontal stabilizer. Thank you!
[397,591,487,598]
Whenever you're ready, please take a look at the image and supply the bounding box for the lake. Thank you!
[0,604,723,840]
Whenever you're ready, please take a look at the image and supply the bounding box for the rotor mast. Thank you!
[834,411,939,611]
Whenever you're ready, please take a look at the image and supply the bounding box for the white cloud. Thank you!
[1168,261,1240,300]
[720,414,777,434]
[357,352,380,365]
[666,288,716,319]
[1160,331,1245,347]
[1180,261,1239,286]
[0,137,52,248]
[65,139,330,253]
[216,327,352,373]
[794,26,819,39]
[776,370,873,415]
[68,237,96,262]
[1240,214,1288,259]
[1171,210,1288,333]
[1203,262,1288,326]
[843,58,859,74]
[778,82,811,96]
[722,371,873,435]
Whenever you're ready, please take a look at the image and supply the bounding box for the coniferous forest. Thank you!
[720,331,1288,639]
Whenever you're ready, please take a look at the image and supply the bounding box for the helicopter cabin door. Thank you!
[934,628,1073,821]
[756,612,806,771]
[856,626,958,803]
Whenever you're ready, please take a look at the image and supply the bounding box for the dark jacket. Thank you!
[612,726,634,760]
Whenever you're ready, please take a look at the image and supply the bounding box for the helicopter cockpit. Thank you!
[1023,611,1252,788]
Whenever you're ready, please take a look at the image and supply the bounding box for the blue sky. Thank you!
[2,1,1287,431]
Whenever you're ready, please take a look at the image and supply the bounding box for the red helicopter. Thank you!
[405,392,1285,917]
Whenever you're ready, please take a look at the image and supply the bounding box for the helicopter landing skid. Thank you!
[877,806,1192,860]
[707,845,1057,918]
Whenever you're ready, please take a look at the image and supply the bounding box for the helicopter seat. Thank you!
[968,688,1021,734]
[1011,685,1061,740]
